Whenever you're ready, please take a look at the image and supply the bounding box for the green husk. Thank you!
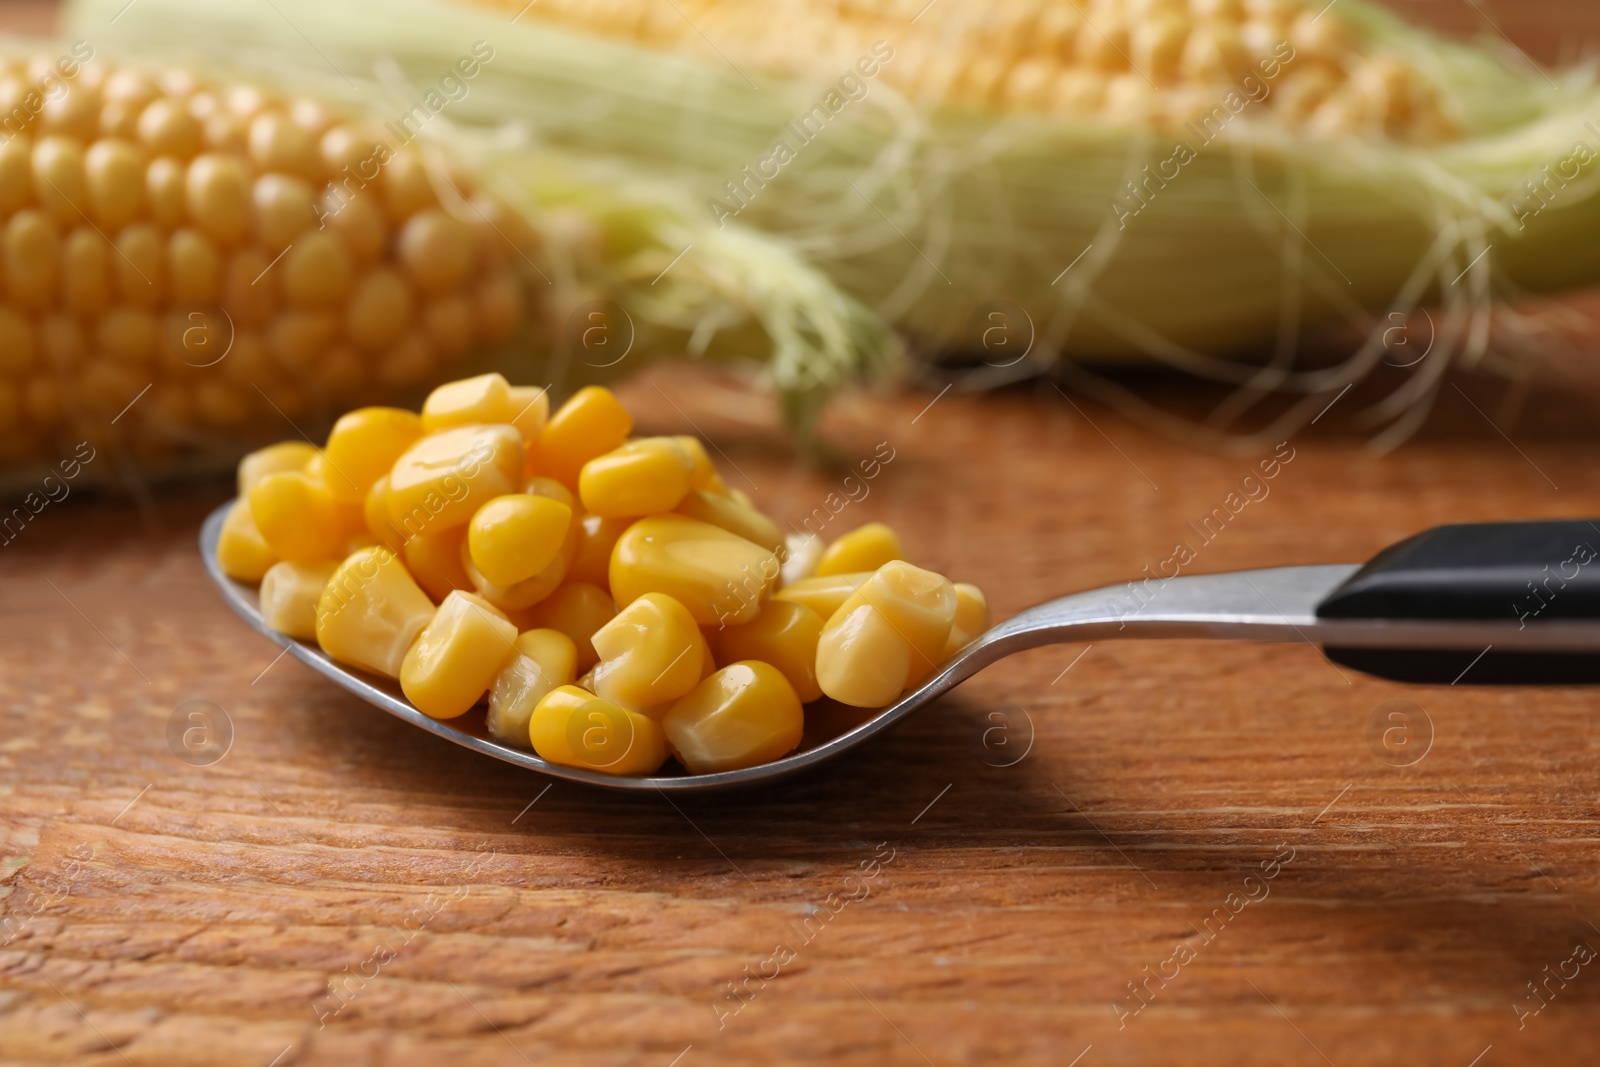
[72,0,1600,442]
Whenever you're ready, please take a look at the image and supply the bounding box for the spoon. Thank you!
[202,505,1600,792]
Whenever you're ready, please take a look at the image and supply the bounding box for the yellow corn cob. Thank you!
[514,0,1454,143]
[0,48,534,470]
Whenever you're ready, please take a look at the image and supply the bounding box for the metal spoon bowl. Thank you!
[202,504,1600,792]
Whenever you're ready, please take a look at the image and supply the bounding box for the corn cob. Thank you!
[0,48,542,471]
[515,0,1460,143]
[82,0,1600,442]
[0,40,892,485]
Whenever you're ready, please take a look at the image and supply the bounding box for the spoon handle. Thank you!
[1319,520,1600,685]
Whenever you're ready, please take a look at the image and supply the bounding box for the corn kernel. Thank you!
[815,601,914,708]
[672,435,722,491]
[259,559,338,639]
[186,153,251,244]
[386,423,524,537]
[772,571,871,619]
[249,109,319,179]
[33,137,87,226]
[461,519,576,611]
[609,515,779,627]
[523,476,575,510]
[363,474,405,551]
[528,385,632,488]
[421,371,513,432]
[237,440,317,496]
[248,469,348,562]
[816,522,906,577]
[941,582,991,658]
[590,592,708,711]
[467,493,573,587]
[827,561,957,685]
[663,661,804,774]
[401,590,518,718]
[145,156,186,227]
[305,459,369,533]
[316,546,437,678]
[85,138,145,229]
[283,230,354,307]
[139,97,202,157]
[569,513,628,587]
[398,209,473,294]
[578,437,695,519]
[254,172,315,253]
[487,628,578,746]
[527,581,617,672]
[528,685,667,775]
[711,599,824,702]
[324,406,425,502]
[781,531,824,584]
[675,488,784,553]
[507,384,550,442]
[404,524,473,602]
[217,499,277,581]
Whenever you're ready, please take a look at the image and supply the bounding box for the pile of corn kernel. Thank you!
[217,373,989,776]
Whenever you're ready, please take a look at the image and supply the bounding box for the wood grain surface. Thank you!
[4,364,1600,1067]
[6,3,1600,1067]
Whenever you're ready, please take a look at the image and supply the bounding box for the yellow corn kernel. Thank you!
[420,371,514,432]
[467,493,573,587]
[507,385,550,443]
[404,524,473,602]
[399,209,473,293]
[463,558,565,612]
[675,488,784,553]
[672,434,725,492]
[519,581,611,671]
[486,628,578,746]
[363,474,405,552]
[569,513,628,588]
[216,499,277,581]
[460,511,579,611]
[236,440,317,496]
[609,515,779,627]
[590,591,708,711]
[522,476,575,510]
[816,522,906,577]
[941,582,992,658]
[711,599,824,702]
[827,561,957,685]
[528,685,667,775]
[259,559,339,639]
[772,571,871,619]
[386,423,524,537]
[815,601,913,708]
[663,661,804,774]
[781,531,824,584]
[315,546,437,678]
[248,469,349,562]
[528,385,632,488]
[323,406,425,502]
[400,590,518,719]
[578,437,695,519]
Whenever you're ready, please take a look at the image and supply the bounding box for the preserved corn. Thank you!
[225,377,991,775]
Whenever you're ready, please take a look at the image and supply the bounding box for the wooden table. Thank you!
[7,3,1600,1067]
[4,365,1600,1067]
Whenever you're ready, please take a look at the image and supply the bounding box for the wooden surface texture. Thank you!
[4,366,1600,1067]
[6,2,1600,1066]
